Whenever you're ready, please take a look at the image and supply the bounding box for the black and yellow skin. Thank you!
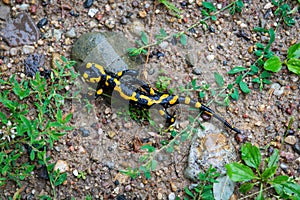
[82,63,241,134]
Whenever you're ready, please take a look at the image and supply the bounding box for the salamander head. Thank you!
[83,63,104,83]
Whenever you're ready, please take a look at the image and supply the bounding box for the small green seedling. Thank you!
[184,165,220,200]
[226,143,300,199]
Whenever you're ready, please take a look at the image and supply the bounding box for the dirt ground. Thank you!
[0,0,299,199]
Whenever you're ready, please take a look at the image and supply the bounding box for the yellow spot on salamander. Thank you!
[184,97,191,105]
[86,63,92,68]
[169,95,178,105]
[159,109,165,116]
[195,102,201,108]
[83,73,88,79]
[204,111,213,116]
[149,87,155,96]
[90,77,101,83]
[171,118,175,123]
[117,71,123,77]
[93,63,106,74]
[114,86,132,101]
[97,89,103,95]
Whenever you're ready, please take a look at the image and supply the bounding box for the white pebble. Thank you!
[206,54,215,62]
[73,169,79,177]
[88,8,99,18]
[168,193,176,200]
[264,2,273,9]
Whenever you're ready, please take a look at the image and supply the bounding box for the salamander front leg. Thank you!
[158,109,176,127]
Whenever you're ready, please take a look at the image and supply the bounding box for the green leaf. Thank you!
[226,162,257,182]
[256,189,265,200]
[0,112,8,124]
[271,175,289,184]
[260,71,272,78]
[264,56,282,72]
[288,43,300,59]
[184,186,195,197]
[241,143,261,169]
[151,159,157,170]
[268,149,279,168]
[239,81,251,94]
[262,166,277,180]
[262,79,272,84]
[268,28,275,46]
[239,182,255,193]
[228,66,247,75]
[214,72,224,87]
[235,0,244,12]
[255,50,263,57]
[256,43,265,49]
[230,87,239,100]
[141,145,155,153]
[180,33,187,46]
[274,181,300,198]
[235,74,243,84]
[30,150,35,161]
[211,15,217,21]
[202,2,217,11]
[253,27,268,33]
[250,65,259,74]
[252,77,260,83]
[287,58,300,75]
[54,172,67,186]
[141,31,148,45]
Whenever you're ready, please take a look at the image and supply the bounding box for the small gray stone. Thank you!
[280,163,288,172]
[293,142,300,154]
[128,20,145,36]
[124,185,131,191]
[65,28,76,38]
[16,3,30,11]
[284,135,297,145]
[79,127,90,137]
[120,17,128,24]
[0,5,10,20]
[105,18,115,29]
[192,67,202,75]
[10,48,18,56]
[159,41,169,49]
[45,29,63,42]
[22,45,35,54]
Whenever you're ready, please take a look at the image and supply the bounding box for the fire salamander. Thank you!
[82,63,241,134]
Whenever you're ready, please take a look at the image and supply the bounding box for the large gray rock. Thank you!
[184,122,237,181]
[0,13,39,47]
[71,32,142,75]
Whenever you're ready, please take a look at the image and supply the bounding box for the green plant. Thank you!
[272,0,297,27]
[226,143,300,199]
[77,170,87,180]
[158,0,182,18]
[156,75,172,93]
[184,165,220,200]
[0,56,78,199]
